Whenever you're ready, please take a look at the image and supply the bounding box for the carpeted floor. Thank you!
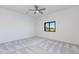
[0,37,79,54]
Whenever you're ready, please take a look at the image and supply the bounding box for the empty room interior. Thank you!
[0,5,79,54]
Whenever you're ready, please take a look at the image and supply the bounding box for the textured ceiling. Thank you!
[0,5,77,19]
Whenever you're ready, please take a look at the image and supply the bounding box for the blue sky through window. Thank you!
[50,22,55,28]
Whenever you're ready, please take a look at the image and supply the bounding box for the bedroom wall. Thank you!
[0,7,35,43]
[36,6,79,45]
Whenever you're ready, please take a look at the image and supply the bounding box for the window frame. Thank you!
[44,21,56,32]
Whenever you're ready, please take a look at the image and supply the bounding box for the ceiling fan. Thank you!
[29,5,46,14]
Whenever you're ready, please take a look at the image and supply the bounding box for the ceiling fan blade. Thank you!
[34,5,39,9]
[28,5,45,14]
[29,9,35,11]
[39,8,46,10]
[39,11,43,14]
[34,11,36,14]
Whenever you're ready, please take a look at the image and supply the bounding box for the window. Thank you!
[44,21,56,32]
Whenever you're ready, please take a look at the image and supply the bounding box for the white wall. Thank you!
[0,7,35,43]
[37,6,79,45]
